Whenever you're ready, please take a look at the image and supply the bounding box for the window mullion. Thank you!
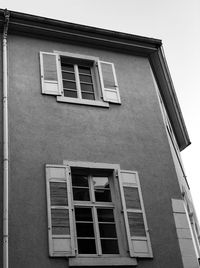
[74,64,82,99]
[89,175,102,256]
[93,206,102,256]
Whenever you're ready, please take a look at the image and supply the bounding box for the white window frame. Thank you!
[54,51,109,108]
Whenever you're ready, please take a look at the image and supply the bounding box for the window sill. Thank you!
[57,96,109,108]
[69,257,137,266]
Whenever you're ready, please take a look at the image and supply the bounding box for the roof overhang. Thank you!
[0,9,191,151]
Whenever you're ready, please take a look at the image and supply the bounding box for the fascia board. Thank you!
[150,48,191,151]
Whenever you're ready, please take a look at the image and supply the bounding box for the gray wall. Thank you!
[0,38,3,268]
[7,34,183,267]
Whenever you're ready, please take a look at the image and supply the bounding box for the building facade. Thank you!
[0,9,200,268]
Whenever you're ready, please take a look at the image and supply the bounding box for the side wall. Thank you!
[8,35,183,268]
[0,35,3,268]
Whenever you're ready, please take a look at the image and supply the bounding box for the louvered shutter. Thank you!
[119,170,153,257]
[46,164,75,257]
[40,52,62,95]
[98,61,121,104]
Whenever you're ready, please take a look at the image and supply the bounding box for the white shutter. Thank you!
[40,52,62,95]
[46,164,75,257]
[98,61,121,104]
[118,170,153,257]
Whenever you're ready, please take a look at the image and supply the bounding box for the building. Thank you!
[0,8,200,268]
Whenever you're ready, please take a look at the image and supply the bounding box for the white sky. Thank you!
[1,0,200,219]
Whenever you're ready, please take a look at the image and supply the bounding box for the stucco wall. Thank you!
[0,37,3,268]
[7,34,183,268]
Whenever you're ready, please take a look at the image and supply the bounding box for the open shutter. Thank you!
[46,164,75,257]
[118,170,153,257]
[98,61,121,104]
[40,52,62,95]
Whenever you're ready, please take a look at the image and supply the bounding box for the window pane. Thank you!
[101,239,119,254]
[51,209,70,235]
[61,63,74,72]
[93,177,111,202]
[77,239,96,254]
[81,83,94,92]
[78,66,91,75]
[64,90,77,98]
[82,92,95,100]
[75,207,93,221]
[50,182,68,206]
[62,72,75,80]
[93,177,110,188]
[62,80,76,90]
[76,223,95,237]
[99,223,117,238]
[79,74,93,83]
[72,174,89,187]
[128,212,146,236]
[124,187,141,209]
[73,188,90,201]
[97,209,114,222]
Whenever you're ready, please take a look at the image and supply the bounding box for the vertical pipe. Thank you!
[2,9,10,268]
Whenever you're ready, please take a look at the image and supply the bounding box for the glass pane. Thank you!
[61,63,74,72]
[75,207,93,221]
[97,209,114,222]
[99,223,117,238]
[101,63,116,89]
[62,72,75,80]
[78,66,91,75]
[64,90,77,98]
[93,177,111,202]
[101,239,119,254]
[77,239,96,254]
[73,188,90,201]
[82,92,95,100]
[93,177,110,188]
[43,54,58,81]
[79,74,93,83]
[81,83,94,92]
[51,209,70,235]
[124,187,141,209]
[76,223,94,237]
[128,212,146,236]
[50,182,68,206]
[62,80,76,90]
[72,174,89,187]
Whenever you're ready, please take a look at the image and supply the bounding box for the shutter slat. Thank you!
[119,170,153,258]
[98,61,121,104]
[46,165,75,257]
[40,52,62,96]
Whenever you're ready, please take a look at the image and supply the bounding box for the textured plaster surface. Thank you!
[0,39,3,268]
[8,35,183,268]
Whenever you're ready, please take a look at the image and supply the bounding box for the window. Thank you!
[45,161,152,266]
[40,51,121,107]
[61,60,96,101]
[72,170,119,255]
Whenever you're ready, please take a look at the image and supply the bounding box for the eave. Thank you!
[0,9,191,151]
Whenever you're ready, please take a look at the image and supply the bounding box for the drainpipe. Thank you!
[2,9,10,268]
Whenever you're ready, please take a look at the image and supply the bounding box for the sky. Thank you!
[1,0,200,218]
